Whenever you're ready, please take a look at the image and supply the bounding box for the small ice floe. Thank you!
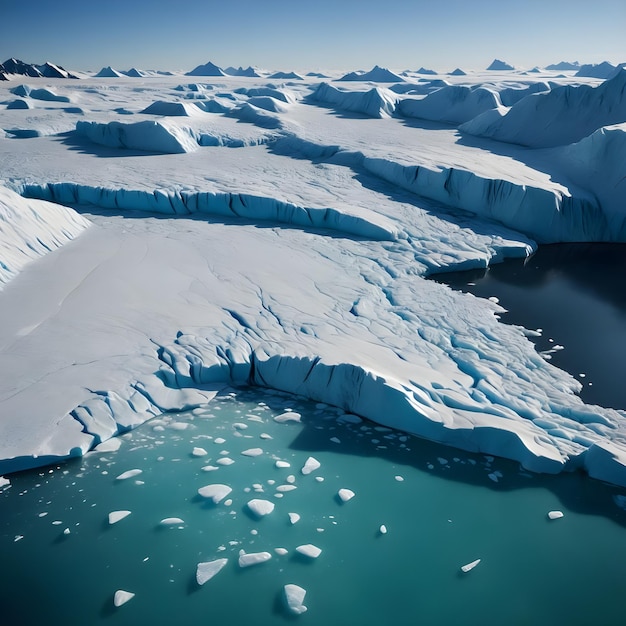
[289,512,301,525]
[301,457,321,475]
[113,590,135,607]
[238,551,272,568]
[198,484,232,503]
[315,476,324,482]
[284,584,307,615]
[192,447,208,457]
[94,438,122,453]
[275,547,288,556]
[216,458,235,466]
[38,512,48,518]
[276,485,297,493]
[63,528,71,535]
[338,413,362,424]
[233,423,248,430]
[330,437,341,444]
[214,438,226,445]
[247,499,275,517]
[547,510,564,520]
[286,475,296,484]
[241,448,263,457]
[275,460,291,469]
[379,525,388,535]
[487,473,499,483]
[260,433,273,440]
[337,488,355,503]
[108,510,131,524]
[437,458,448,466]
[0,476,10,491]
[14,535,24,542]
[196,558,228,585]
[116,469,142,481]
[296,544,322,559]
[168,422,188,431]
[274,412,301,423]
[52,521,63,525]
[224,499,233,507]
[461,559,481,573]
[159,517,185,527]
[394,475,404,482]
[201,465,219,472]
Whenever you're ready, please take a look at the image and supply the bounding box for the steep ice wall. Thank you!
[397,86,500,124]
[309,83,397,118]
[22,182,399,241]
[460,68,626,147]
[0,185,90,288]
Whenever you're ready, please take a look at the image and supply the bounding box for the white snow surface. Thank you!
[1,71,626,486]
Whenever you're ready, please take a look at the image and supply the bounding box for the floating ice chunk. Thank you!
[286,475,296,484]
[338,413,362,424]
[487,473,499,483]
[168,422,188,431]
[315,476,324,482]
[394,475,404,482]
[276,485,297,492]
[274,412,301,423]
[14,535,23,542]
[461,559,481,573]
[260,433,273,440]
[247,499,275,517]
[52,521,62,525]
[233,423,248,430]
[116,469,142,480]
[547,510,564,520]
[241,448,263,457]
[275,547,288,555]
[337,488,355,502]
[301,457,321,475]
[192,447,208,457]
[160,517,185,526]
[94,439,122,452]
[214,438,226,445]
[238,551,272,567]
[38,512,48,518]
[198,484,232,503]
[108,510,131,524]
[330,437,341,444]
[63,528,71,535]
[284,584,307,615]
[437,458,448,466]
[224,499,233,507]
[201,465,219,472]
[196,558,228,585]
[379,525,388,534]
[296,544,322,559]
[216,458,235,466]
[275,460,291,469]
[0,476,10,490]
[114,590,135,607]
[289,512,301,525]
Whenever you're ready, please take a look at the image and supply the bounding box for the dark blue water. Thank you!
[437,243,626,410]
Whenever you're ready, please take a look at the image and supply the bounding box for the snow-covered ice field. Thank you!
[2,62,626,488]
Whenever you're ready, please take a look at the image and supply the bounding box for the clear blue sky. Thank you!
[1,0,624,73]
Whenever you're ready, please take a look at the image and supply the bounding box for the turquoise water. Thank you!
[2,387,626,626]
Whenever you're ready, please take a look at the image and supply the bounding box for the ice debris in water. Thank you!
[216,457,235,466]
[238,551,272,567]
[337,488,355,502]
[301,456,321,475]
[275,547,289,556]
[198,484,232,503]
[289,512,301,524]
[93,438,122,452]
[63,528,70,535]
[214,438,226,445]
[275,460,291,469]
[196,558,228,585]
[192,447,208,457]
[159,517,185,526]
[284,584,308,615]
[113,590,135,607]
[108,510,131,524]
[274,412,301,423]
[116,469,142,480]
[241,448,263,457]
[296,544,322,559]
[461,559,481,573]
[247,499,275,517]
[379,525,388,534]
[548,510,564,520]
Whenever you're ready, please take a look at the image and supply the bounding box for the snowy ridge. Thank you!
[397,85,500,124]
[309,82,398,118]
[22,182,399,241]
[0,186,90,288]
[460,68,626,147]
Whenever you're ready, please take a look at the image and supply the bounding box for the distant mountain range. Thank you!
[0,58,78,80]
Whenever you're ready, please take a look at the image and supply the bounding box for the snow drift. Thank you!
[309,82,397,118]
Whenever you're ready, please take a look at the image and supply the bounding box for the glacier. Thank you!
[2,65,626,487]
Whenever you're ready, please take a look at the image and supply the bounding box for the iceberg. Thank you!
[198,484,232,503]
[283,584,307,615]
[196,558,228,585]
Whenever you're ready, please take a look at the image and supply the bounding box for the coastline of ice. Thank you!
[1,69,626,486]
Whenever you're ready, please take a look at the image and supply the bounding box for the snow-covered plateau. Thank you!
[1,64,626,485]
